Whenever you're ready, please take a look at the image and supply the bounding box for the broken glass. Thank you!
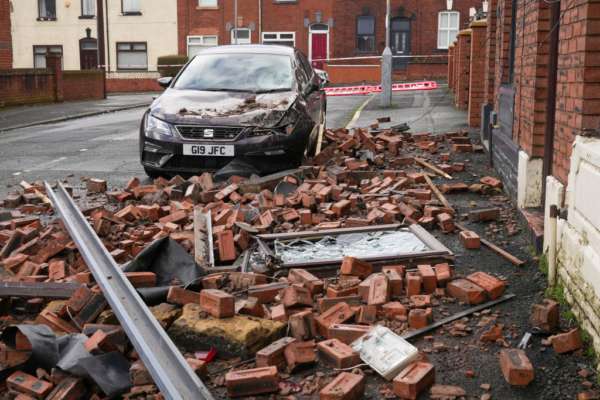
[273,229,429,264]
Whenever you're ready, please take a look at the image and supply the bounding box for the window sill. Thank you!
[37,17,57,21]
[117,69,149,72]
[273,1,298,4]
[121,12,142,16]
[196,6,219,10]
[79,15,95,19]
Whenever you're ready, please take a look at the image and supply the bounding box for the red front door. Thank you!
[311,33,327,69]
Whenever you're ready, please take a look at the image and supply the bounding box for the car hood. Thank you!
[150,88,298,128]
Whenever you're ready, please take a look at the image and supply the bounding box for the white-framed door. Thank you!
[308,23,329,69]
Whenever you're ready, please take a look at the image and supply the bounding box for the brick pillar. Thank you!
[494,0,514,113]
[455,29,472,110]
[484,0,498,107]
[553,0,600,184]
[453,40,460,96]
[46,54,63,102]
[468,20,487,128]
[448,44,455,92]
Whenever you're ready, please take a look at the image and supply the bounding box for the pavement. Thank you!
[348,84,467,134]
[0,92,159,132]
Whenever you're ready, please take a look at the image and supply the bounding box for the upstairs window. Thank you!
[38,0,56,20]
[438,11,459,49]
[81,0,95,17]
[122,0,141,15]
[357,16,375,52]
[198,0,218,7]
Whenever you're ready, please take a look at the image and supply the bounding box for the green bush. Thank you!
[157,55,189,77]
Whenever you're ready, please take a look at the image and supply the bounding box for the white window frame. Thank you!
[81,0,95,16]
[261,32,296,47]
[231,28,252,45]
[122,0,141,14]
[437,11,460,49]
[198,0,218,8]
[187,35,218,57]
[116,42,148,71]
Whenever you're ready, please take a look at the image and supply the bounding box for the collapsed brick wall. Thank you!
[468,20,487,127]
[512,0,551,159]
[484,0,497,107]
[0,0,11,69]
[455,30,471,110]
[552,0,600,184]
[63,71,105,102]
[0,70,56,107]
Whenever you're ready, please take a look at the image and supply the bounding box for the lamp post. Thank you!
[380,0,392,107]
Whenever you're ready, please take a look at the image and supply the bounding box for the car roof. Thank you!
[197,44,296,56]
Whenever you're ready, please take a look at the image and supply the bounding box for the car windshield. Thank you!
[173,53,295,93]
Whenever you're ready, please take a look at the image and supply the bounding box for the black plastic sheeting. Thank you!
[123,237,205,305]
[1,325,131,397]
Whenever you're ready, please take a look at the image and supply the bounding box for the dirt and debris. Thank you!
[0,123,596,399]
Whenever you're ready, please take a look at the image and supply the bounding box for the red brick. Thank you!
[270,303,287,322]
[332,200,351,216]
[437,213,455,233]
[66,286,93,314]
[410,294,431,308]
[281,285,313,308]
[327,324,372,344]
[299,209,313,225]
[288,268,324,295]
[382,268,403,297]
[466,272,505,300]
[393,362,435,400]
[320,372,365,400]
[289,310,317,340]
[340,257,373,279]
[382,301,408,319]
[499,349,534,386]
[469,208,500,222]
[256,337,296,369]
[125,272,157,288]
[530,299,560,333]
[459,230,481,249]
[446,278,487,304]
[550,329,583,354]
[356,305,378,325]
[45,377,85,400]
[200,289,234,318]
[317,338,361,369]
[217,230,236,262]
[433,263,452,286]
[408,308,433,329]
[86,178,107,194]
[7,371,54,399]
[247,282,287,303]
[367,273,390,305]
[417,265,437,293]
[315,302,355,336]
[317,296,362,313]
[284,340,316,371]
[48,260,66,281]
[480,176,503,188]
[225,366,278,397]
[167,286,201,306]
[406,271,422,296]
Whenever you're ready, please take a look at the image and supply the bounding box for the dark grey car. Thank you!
[139,45,327,178]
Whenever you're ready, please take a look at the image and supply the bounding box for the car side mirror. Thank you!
[157,76,173,88]
[303,81,319,96]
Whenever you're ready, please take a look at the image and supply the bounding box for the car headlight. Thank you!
[145,114,174,137]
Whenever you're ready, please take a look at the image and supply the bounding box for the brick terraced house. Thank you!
[177,0,483,84]
[448,0,600,368]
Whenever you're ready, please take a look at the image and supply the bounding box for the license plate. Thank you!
[183,144,234,157]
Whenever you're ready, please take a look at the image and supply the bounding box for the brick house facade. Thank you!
[177,0,482,83]
[0,0,11,69]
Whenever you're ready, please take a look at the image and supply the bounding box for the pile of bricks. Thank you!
[0,126,554,398]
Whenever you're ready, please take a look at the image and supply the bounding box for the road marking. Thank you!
[346,95,376,129]
[80,148,88,152]
[12,172,21,176]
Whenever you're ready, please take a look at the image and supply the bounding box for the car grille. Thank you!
[175,125,244,141]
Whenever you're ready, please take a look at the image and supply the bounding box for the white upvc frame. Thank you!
[261,31,296,47]
[231,28,252,44]
[308,24,330,64]
[187,35,218,57]
[437,11,460,49]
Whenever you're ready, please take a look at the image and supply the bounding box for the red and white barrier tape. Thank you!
[324,81,438,97]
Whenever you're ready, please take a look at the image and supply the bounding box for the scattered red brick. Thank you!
[550,328,583,354]
[393,362,435,400]
[499,349,534,386]
[225,366,278,397]
[320,372,365,400]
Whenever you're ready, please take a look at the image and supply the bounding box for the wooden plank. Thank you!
[415,157,453,180]
[193,206,211,268]
[423,174,455,213]
[0,281,83,299]
[456,223,526,266]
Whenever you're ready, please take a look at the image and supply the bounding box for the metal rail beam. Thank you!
[45,182,214,400]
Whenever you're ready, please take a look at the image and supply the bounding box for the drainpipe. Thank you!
[105,0,110,73]
[258,0,262,43]
[542,0,560,199]
[548,204,559,286]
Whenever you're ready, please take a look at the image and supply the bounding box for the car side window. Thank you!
[297,52,315,82]
[294,54,309,91]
